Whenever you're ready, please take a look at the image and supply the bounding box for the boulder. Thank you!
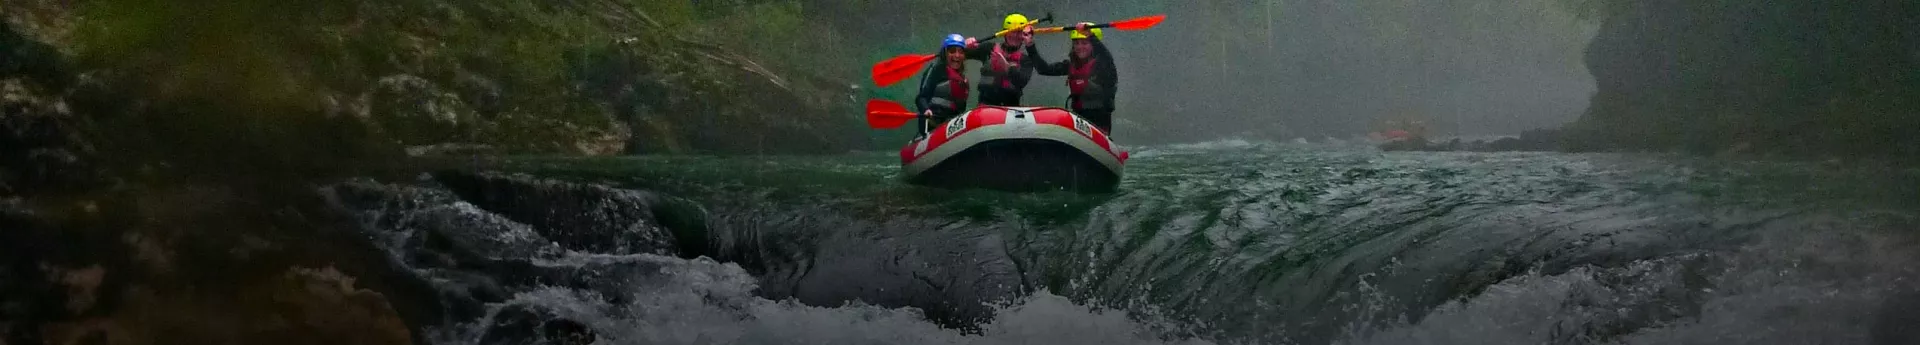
[431,171,686,256]
[477,304,597,345]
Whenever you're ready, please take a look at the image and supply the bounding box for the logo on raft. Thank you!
[945,114,968,138]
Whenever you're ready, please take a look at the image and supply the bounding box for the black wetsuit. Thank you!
[964,41,1050,106]
[913,58,970,135]
[1038,36,1118,133]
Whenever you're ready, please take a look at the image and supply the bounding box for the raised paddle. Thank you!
[870,13,1055,87]
[1031,14,1167,34]
[865,99,920,129]
[868,53,938,88]
[869,14,1164,87]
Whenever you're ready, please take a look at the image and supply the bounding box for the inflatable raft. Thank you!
[900,106,1128,193]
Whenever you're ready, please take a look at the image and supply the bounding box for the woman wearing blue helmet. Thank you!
[914,33,972,135]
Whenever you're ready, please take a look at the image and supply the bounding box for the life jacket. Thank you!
[984,43,1024,90]
[929,65,970,114]
[1067,57,1106,110]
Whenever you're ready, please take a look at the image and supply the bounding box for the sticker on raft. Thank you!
[946,114,968,138]
[1074,116,1092,135]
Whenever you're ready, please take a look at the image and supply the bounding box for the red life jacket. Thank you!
[987,44,1024,89]
[1067,57,1097,109]
[946,64,969,105]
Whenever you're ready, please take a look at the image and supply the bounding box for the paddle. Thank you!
[868,53,938,88]
[865,99,920,129]
[870,13,1056,87]
[869,14,1165,87]
[1031,14,1167,35]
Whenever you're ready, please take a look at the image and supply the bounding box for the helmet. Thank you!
[1069,23,1104,40]
[1003,13,1031,31]
[942,34,966,49]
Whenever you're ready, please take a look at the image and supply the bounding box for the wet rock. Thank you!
[400,203,565,265]
[1375,128,1563,153]
[477,304,597,345]
[325,180,563,329]
[322,180,565,277]
[1377,138,1431,152]
[1489,128,1565,152]
[780,221,1027,329]
[321,179,701,320]
[327,179,548,266]
[324,178,462,213]
[421,269,508,321]
[432,171,683,256]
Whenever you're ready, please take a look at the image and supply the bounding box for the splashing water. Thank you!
[341,140,1920,345]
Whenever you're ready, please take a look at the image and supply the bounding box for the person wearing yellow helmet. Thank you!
[959,13,1053,107]
[1039,23,1119,133]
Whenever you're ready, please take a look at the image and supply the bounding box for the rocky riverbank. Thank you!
[1376,129,1567,153]
[3,0,864,161]
[2,1,877,343]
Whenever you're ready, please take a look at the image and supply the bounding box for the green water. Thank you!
[459,140,1919,344]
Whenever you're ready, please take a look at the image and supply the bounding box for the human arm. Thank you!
[1092,37,1119,104]
[1035,58,1070,76]
[913,60,943,115]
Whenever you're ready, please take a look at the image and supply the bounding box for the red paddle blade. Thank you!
[1033,14,1166,36]
[1108,14,1166,31]
[865,99,918,129]
[870,54,937,87]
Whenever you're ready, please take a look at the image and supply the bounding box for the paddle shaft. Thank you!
[1033,22,1122,35]
[870,23,1026,87]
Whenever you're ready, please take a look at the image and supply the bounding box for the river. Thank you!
[326,139,1920,345]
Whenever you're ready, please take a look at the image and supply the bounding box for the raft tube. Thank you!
[900,106,1128,193]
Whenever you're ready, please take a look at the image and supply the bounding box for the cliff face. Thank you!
[4,0,860,168]
[2,2,863,343]
[1570,0,1920,157]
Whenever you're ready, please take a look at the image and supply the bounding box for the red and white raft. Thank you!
[900,106,1129,193]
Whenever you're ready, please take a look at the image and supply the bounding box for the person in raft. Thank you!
[1038,23,1119,133]
[914,34,972,135]
[961,13,1051,107]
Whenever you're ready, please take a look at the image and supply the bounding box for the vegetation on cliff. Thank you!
[8,0,871,178]
[1560,0,1919,158]
[2,2,875,343]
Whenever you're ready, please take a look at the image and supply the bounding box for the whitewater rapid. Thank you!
[331,140,1919,345]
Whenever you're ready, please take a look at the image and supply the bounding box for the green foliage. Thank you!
[40,0,893,169]
[1568,0,1920,158]
[32,0,1636,164]
[60,0,389,178]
